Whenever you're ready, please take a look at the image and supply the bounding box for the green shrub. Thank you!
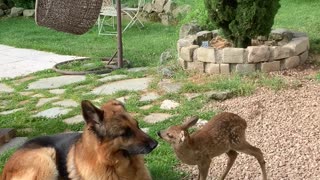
[204,0,281,48]
[12,0,35,9]
[181,0,215,30]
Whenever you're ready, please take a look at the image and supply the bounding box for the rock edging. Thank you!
[177,29,309,74]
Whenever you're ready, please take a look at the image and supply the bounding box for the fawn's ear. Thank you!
[181,116,199,130]
[81,100,104,124]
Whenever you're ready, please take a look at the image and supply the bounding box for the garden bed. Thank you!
[177,29,310,74]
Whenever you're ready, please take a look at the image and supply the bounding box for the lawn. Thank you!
[0,0,320,179]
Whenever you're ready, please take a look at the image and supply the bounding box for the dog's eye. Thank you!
[167,133,174,138]
[121,128,132,138]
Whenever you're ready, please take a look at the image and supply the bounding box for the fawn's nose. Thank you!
[157,131,162,138]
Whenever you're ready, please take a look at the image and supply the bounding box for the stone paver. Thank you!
[141,128,149,133]
[139,92,160,102]
[160,100,180,110]
[0,45,83,79]
[0,108,24,115]
[53,99,78,107]
[0,83,14,93]
[49,89,66,95]
[91,78,152,95]
[33,107,72,118]
[63,115,83,124]
[36,97,59,107]
[184,93,201,101]
[116,96,131,104]
[28,75,86,90]
[143,113,173,124]
[0,128,16,146]
[127,67,149,72]
[98,75,128,82]
[139,105,153,110]
[205,90,233,101]
[32,94,45,98]
[19,91,34,96]
[158,80,182,93]
[0,137,28,154]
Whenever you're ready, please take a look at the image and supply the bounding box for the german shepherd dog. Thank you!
[1,99,158,180]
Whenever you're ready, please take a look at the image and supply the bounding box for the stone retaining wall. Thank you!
[177,29,309,74]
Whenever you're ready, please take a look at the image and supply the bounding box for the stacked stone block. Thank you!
[177,29,309,74]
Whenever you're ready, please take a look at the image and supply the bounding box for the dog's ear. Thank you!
[180,116,199,130]
[81,100,106,137]
[81,100,104,124]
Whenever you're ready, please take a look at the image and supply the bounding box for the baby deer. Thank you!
[158,112,267,180]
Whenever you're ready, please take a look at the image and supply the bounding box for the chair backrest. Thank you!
[138,0,145,8]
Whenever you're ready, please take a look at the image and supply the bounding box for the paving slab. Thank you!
[160,100,180,110]
[49,89,66,95]
[36,97,59,107]
[92,78,152,95]
[0,108,24,115]
[63,115,83,124]
[19,91,34,96]
[0,137,28,154]
[0,128,16,146]
[0,83,14,93]
[139,104,153,110]
[139,92,160,102]
[0,45,83,79]
[98,75,128,82]
[127,67,149,72]
[184,93,201,101]
[53,99,78,107]
[158,79,182,93]
[143,113,173,124]
[27,75,86,90]
[116,96,131,104]
[33,107,72,118]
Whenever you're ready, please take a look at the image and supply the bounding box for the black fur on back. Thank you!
[21,133,82,179]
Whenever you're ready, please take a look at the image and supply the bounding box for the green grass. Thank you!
[0,18,178,67]
[274,0,320,53]
[316,73,320,81]
[1,0,320,177]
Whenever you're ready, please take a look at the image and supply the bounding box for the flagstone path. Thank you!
[0,45,83,79]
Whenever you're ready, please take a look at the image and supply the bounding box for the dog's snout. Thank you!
[157,131,162,138]
[149,139,158,150]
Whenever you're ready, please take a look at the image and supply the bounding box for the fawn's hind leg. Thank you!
[219,150,238,180]
[197,159,211,180]
[234,142,267,180]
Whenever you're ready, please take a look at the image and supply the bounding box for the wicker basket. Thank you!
[35,0,103,35]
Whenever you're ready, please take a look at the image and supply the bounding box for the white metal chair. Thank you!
[97,0,145,35]
[121,0,145,32]
[97,0,118,35]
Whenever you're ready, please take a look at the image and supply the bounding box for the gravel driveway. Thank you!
[180,67,320,180]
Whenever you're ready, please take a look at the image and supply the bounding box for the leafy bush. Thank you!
[181,0,215,30]
[204,0,281,48]
[12,0,35,9]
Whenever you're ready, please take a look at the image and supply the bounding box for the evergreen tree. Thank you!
[204,0,280,48]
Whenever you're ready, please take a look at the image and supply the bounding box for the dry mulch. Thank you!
[179,65,320,180]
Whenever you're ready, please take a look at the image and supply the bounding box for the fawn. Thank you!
[157,112,267,180]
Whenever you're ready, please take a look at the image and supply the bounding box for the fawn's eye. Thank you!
[167,133,174,138]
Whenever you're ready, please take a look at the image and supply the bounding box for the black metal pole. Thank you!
[116,0,123,68]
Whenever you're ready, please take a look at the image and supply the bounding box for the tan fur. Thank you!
[1,100,156,180]
[158,112,267,180]
[2,148,58,180]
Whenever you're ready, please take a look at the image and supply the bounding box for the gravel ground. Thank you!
[179,67,320,180]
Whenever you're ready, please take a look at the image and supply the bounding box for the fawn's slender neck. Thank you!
[173,133,200,165]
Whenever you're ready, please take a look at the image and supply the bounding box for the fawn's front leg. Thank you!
[197,159,211,180]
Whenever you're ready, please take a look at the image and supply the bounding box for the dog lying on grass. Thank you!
[1,99,158,180]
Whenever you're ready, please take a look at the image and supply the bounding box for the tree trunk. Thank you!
[234,37,251,48]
